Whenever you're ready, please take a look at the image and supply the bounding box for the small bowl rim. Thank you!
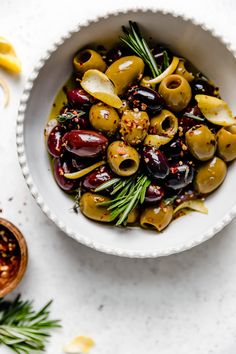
[16,7,236,258]
[0,218,28,297]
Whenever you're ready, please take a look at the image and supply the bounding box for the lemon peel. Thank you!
[64,336,95,354]
[0,37,21,73]
[0,75,10,107]
[174,199,208,215]
[64,161,105,179]
[142,56,179,85]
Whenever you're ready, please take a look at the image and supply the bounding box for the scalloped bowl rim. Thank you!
[16,7,236,258]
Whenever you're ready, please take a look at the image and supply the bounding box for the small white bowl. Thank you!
[16,8,236,258]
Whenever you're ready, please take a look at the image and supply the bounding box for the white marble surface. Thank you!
[1,0,236,353]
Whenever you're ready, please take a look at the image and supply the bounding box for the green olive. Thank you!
[194,157,227,194]
[120,110,150,145]
[185,124,216,161]
[127,207,139,224]
[140,204,173,231]
[118,100,130,115]
[158,74,192,112]
[73,49,106,76]
[150,109,178,138]
[216,126,236,161]
[107,141,140,177]
[174,59,194,82]
[89,102,120,136]
[105,56,145,95]
[80,193,111,222]
[144,134,172,147]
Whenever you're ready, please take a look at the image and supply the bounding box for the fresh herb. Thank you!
[73,185,83,213]
[183,112,205,122]
[95,174,151,226]
[0,295,61,354]
[120,21,161,77]
[57,111,85,123]
[162,50,170,70]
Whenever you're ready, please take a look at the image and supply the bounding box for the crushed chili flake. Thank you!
[0,226,21,289]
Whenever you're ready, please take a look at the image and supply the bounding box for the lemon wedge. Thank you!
[64,161,105,179]
[81,69,122,108]
[0,37,21,73]
[195,94,236,126]
[174,199,208,215]
[64,336,95,354]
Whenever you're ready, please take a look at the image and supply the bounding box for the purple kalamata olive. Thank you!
[179,105,203,134]
[67,88,94,109]
[53,158,77,192]
[127,86,164,116]
[165,163,194,190]
[62,130,108,158]
[152,45,173,67]
[175,188,199,205]
[144,183,165,204]
[143,146,169,179]
[162,139,189,160]
[82,165,113,192]
[191,78,217,97]
[47,125,65,157]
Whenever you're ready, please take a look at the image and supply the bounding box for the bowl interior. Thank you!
[21,10,236,257]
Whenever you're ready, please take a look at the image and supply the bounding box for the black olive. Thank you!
[142,146,169,179]
[165,163,195,190]
[191,78,217,97]
[144,183,165,204]
[127,86,164,116]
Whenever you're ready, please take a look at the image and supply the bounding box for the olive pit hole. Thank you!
[119,159,136,171]
[78,50,91,64]
[167,79,181,89]
[161,117,172,131]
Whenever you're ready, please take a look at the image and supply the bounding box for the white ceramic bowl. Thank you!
[17,8,236,258]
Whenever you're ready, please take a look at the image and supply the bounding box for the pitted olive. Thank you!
[73,49,106,76]
[127,207,140,224]
[107,141,140,176]
[80,192,111,222]
[194,157,227,194]
[185,125,216,161]
[149,109,178,138]
[216,126,236,161]
[158,74,192,112]
[89,102,120,136]
[105,56,145,95]
[140,204,173,231]
[120,110,150,145]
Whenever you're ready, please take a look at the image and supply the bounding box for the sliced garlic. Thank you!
[142,57,179,85]
[64,336,94,354]
[174,199,208,215]
[0,37,21,73]
[64,161,105,179]
[195,95,236,126]
[81,69,122,108]
[0,75,10,107]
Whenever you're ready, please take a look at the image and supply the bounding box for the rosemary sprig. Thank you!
[57,111,85,123]
[0,295,61,354]
[95,174,151,226]
[120,21,161,77]
[183,112,205,122]
[162,50,170,70]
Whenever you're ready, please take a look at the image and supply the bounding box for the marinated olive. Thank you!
[144,134,171,148]
[62,130,108,158]
[144,183,164,204]
[44,119,57,140]
[165,162,194,190]
[53,158,77,192]
[158,74,192,112]
[105,45,131,64]
[105,56,145,95]
[149,109,178,138]
[194,157,227,194]
[175,188,199,205]
[161,139,188,160]
[82,165,113,192]
[80,192,111,222]
[191,78,217,97]
[73,49,107,76]
[47,125,65,157]
[120,110,150,145]
[67,88,94,110]
[174,59,194,82]
[127,207,139,224]
[140,204,173,231]
[152,45,173,67]
[216,126,236,162]
[185,125,216,161]
[107,141,140,177]
[118,100,130,115]
[89,102,120,136]
[142,146,169,179]
[58,109,90,130]
[127,86,164,116]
